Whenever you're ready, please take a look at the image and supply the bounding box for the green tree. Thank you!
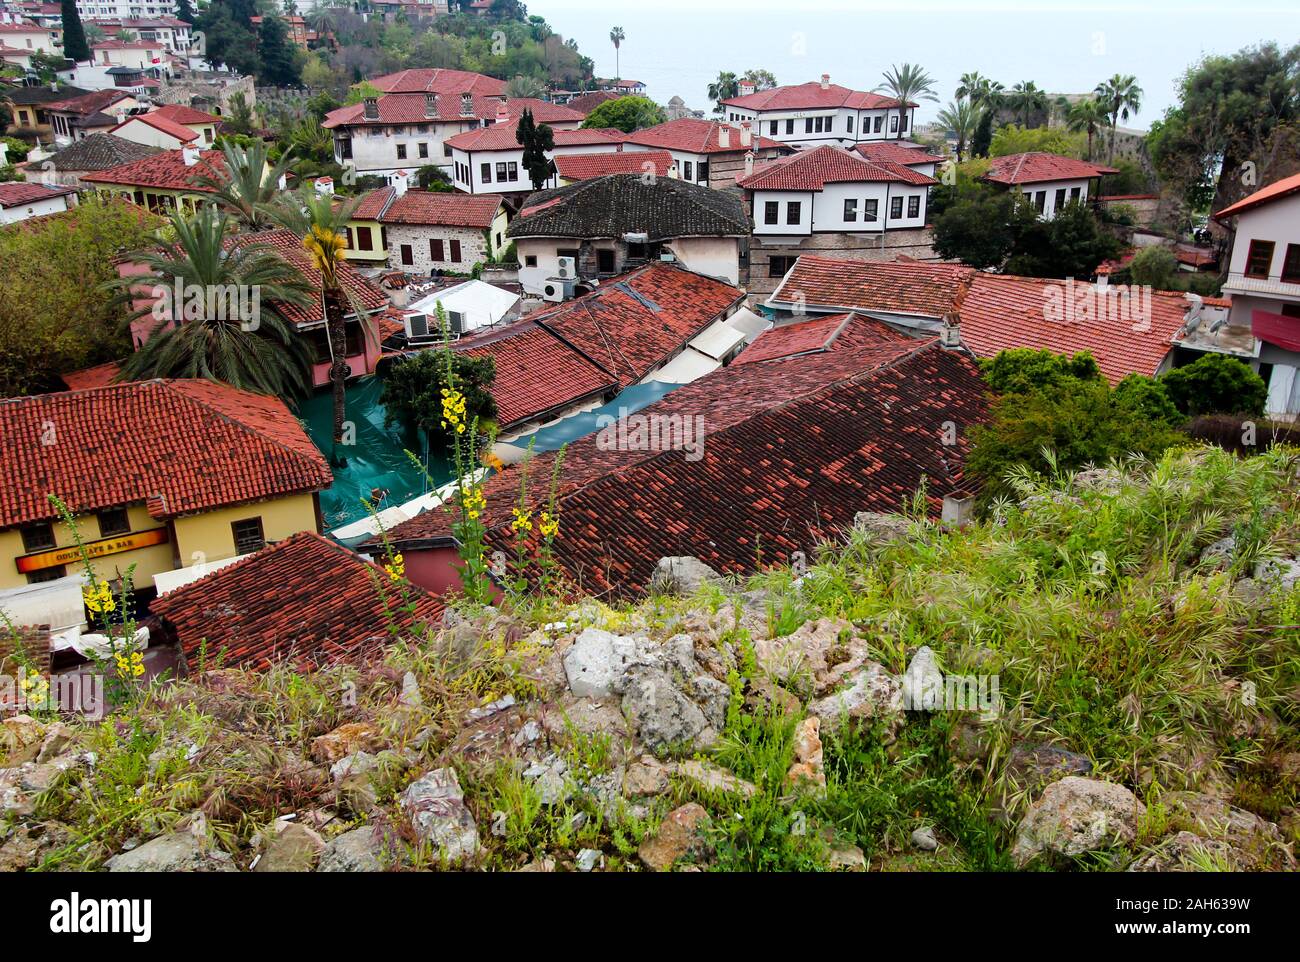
[1113,373,1184,425]
[1094,73,1142,163]
[936,100,976,162]
[195,140,298,229]
[1159,353,1268,417]
[114,207,315,398]
[979,348,1103,395]
[580,94,665,133]
[258,15,301,86]
[1066,97,1107,161]
[515,108,555,190]
[1004,200,1122,278]
[416,165,454,191]
[301,54,336,89]
[380,347,497,451]
[877,62,938,138]
[707,70,738,115]
[0,197,163,396]
[195,5,260,75]
[1127,246,1179,289]
[989,123,1079,158]
[970,107,995,158]
[609,26,624,80]
[175,0,196,23]
[931,188,1034,269]
[1007,80,1048,127]
[741,68,778,91]
[61,0,91,62]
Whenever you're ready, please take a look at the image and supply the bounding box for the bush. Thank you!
[379,347,497,451]
[1158,353,1268,417]
[1182,413,1300,453]
[1128,246,1178,289]
[579,95,666,133]
[978,348,1102,395]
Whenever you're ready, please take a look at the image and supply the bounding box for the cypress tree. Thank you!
[516,110,556,191]
[61,0,91,63]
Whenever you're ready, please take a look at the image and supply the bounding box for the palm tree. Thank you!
[707,70,739,115]
[306,1,339,42]
[114,207,315,397]
[955,71,990,103]
[936,99,976,162]
[1008,81,1048,128]
[609,26,624,80]
[1066,97,1107,161]
[267,189,376,463]
[195,140,298,230]
[876,63,938,139]
[1095,74,1142,163]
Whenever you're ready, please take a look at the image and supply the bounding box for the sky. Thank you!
[535,0,1300,130]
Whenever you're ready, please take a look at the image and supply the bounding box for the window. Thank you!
[1282,244,1300,283]
[890,196,903,219]
[97,508,131,538]
[627,242,647,259]
[400,244,413,266]
[430,238,444,261]
[873,116,883,133]
[28,566,66,584]
[444,144,453,157]
[418,142,428,158]
[805,117,813,134]
[450,239,462,263]
[1070,186,1082,201]
[786,201,801,224]
[785,119,794,135]
[907,195,920,218]
[763,201,779,225]
[597,249,616,273]
[769,121,778,135]
[21,523,56,553]
[356,225,373,251]
[1055,188,1067,211]
[496,161,508,181]
[496,232,503,248]
[1245,239,1275,278]
[1033,190,1047,214]
[507,162,518,181]
[900,113,909,132]
[863,199,879,222]
[698,160,709,182]
[524,254,537,267]
[768,255,796,277]
[232,517,265,555]
[480,162,492,183]
[843,198,857,221]
[396,143,407,160]
[890,115,899,133]
[847,116,854,133]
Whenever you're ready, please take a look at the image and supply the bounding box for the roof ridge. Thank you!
[159,380,326,470]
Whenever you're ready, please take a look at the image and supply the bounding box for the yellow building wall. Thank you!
[172,494,319,568]
[345,217,388,262]
[488,208,510,260]
[0,503,174,592]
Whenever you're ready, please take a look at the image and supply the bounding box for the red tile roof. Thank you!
[80,147,224,192]
[324,94,582,129]
[230,229,387,327]
[981,152,1119,186]
[722,80,909,111]
[349,185,395,220]
[0,181,76,207]
[853,141,947,167]
[566,90,623,115]
[378,190,502,227]
[772,255,1193,383]
[366,68,506,95]
[44,88,132,117]
[624,119,785,154]
[0,380,331,530]
[152,102,221,126]
[112,111,198,143]
[60,360,122,391]
[152,532,444,672]
[379,319,986,596]
[445,124,622,152]
[93,39,164,50]
[738,145,936,190]
[554,149,672,181]
[1214,171,1300,220]
[733,313,854,364]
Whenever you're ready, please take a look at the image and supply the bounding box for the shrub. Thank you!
[1158,353,1267,417]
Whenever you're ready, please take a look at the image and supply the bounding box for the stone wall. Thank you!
[746,229,938,297]
[386,223,491,274]
[153,74,256,116]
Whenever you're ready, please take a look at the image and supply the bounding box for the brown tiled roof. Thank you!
[738,144,936,190]
[1214,171,1300,220]
[722,81,909,111]
[378,190,502,228]
[733,313,854,364]
[111,111,198,143]
[29,132,159,172]
[555,150,673,181]
[366,68,507,95]
[152,532,444,672]
[0,181,76,207]
[44,88,131,117]
[624,118,785,154]
[152,102,222,126]
[0,380,331,530]
[981,152,1118,186]
[324,94,580,129]
[350,185,395,220]
[770,255,975,317]
[80,148,224,192]
[853,141,947,167]
[379,317,986,596]
[565,90,622,115]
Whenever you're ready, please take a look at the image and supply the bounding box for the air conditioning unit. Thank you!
[555,256,576,279]
[406,311,438,343]
[542,277,576,302]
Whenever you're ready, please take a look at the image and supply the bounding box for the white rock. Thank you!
[400,768,480,865]
[901,646,944,711]
[562,628,654,699]
[576,848,603,872]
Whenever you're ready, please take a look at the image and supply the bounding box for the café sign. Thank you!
[15,528,169,574]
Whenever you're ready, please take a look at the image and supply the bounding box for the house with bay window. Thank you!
[720,74,917,150]
[1214,172,1300,419]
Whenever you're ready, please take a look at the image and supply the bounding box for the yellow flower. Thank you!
[538,511,559,538]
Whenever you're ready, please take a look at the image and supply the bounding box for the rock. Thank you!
[317,827,387,872]
[1198,535,1235,571]
[466,693,516,721]
[674,759,757,797]
[1005,744,1093,794]
[311,722,384,764]
[562,628,654,699]
[35,723,73,764]
[639,802,712,871]
[0,715,46,764]
[1129,831,1237,872]
[1254,557,1300,593]
[256,821,325,873]
[622,667,711,754]
[1011,777,1146,867]
[623,756,671,798]
[852,511,913,543]
[330,751,378,784]
[1164,792,1295,871]
[808,663,902,732]
[0,825,44,871]
[786,716,825,789]
[910,826,938,851]
[650,556,722,595]
[516,857,556,872]
[512,720,542,748]
[399,672,422,708]
[827,843,866,871]
[575,848,603,872]
[522,754,571,805]
[400,768,479,865]
[106,832,238,872]
[688,673,731,730]
[753,618,855,693]
[901,646,944,711]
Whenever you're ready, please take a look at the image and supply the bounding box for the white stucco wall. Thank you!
[666,236,741,285]
[0,193,73,225]
[1019,177,1090,219]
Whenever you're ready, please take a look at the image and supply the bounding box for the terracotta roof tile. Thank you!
[29,132,159,172]
[624,119,785,154]
[152,532,443,672]
[770,255,974,316]
[722,81,909,111]
[0,380,331,530]
[152,102,221,125]
[981,152,1118,186]
[445,124,623,152]
[1214,171,1300,220]
[366,68,507,95]
[554,149,673,181]
[378,190,502,227]
[350,185,395,220]
[853,141,946,167]
[0,181,76,207]
[738,145,936,190]
[111,111,198,143]
[733,313,856,364]
[229,229,387,327]
[324,94,581,129]
[80,147,225,192]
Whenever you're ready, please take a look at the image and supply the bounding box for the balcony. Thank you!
[1222,271,1300,301]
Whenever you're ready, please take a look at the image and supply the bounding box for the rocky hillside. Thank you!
[2,447,1298,872]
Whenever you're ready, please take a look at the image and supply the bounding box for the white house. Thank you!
[109,110,198,149]
[0,181,77,225]
[0,21,62,57]
[621,118,788,190]
[323,85,584,186]
[75,1,179,22]
[446,120,626,194]
[1214,172,1300,418]
[853,141,946,179]
[980,152,1118,219]
[719,74,917,150]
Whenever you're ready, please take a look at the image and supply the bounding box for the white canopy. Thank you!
[647,347,721,384]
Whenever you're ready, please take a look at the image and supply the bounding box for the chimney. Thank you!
[743,151,754,176]
[460,92,473,116]
[666,161,679,179]
[939,313,961,348]
[820,73,830,90]
[941,492,975,527]
[738,80,755,97]
[424,92,438,118]
[740,121,752,147]
[314,176,334,197]
[181,144,200,167]
[495,97,509,125]
[392,169,409,197]
[362,96,379,121]
[717,124,730,148]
